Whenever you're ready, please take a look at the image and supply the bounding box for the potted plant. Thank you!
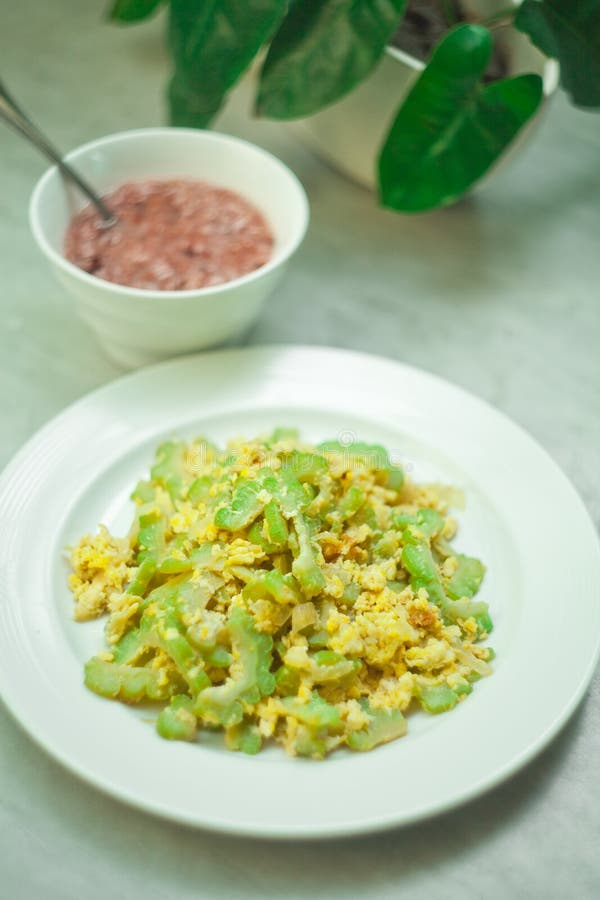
[110,0,600,213]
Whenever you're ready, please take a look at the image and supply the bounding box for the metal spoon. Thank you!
[0,78,117,227]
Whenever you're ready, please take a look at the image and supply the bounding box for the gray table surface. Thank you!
[1,2,599,898]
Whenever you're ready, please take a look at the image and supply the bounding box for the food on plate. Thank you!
[64,179,274,290]
[68,429,494,758]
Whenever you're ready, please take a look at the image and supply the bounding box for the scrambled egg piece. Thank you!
[69,526,133,621]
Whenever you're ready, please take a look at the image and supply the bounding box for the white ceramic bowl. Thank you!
[293,0,559,191]
[30,128,309,368]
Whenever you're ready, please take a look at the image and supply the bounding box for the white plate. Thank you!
[0,346,598,839]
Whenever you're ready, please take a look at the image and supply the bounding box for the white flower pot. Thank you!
[292,1,559,193]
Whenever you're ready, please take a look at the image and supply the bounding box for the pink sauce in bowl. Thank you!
[64,179,274,291]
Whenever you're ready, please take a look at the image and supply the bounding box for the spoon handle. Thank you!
[0,79,117,225]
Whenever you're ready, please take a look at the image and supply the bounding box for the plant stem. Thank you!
[482,7,516,29]
[439,0,459,26]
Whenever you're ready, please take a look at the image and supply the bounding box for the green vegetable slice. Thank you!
[84,656,173,702]
[282,693,341,730]
[242,569,302,605]
[136,508,167,565]
[309,650,360,683]
[393,508,444,539]
[283,451,329,484]
[445,554,486,600]
[111,626,147,665]
[401,530,492,635]
[150,440,189,502]
[268,427,299,443]
[195,607,275,726]
[291,512,326,598]
[418,683,459,714]
[347,700,407,751]
[156,695,198,741]
[293,726,328,759]
[261,467,311,518]
[146,608,211,694]
[263,499,289,547]
[214,477,266,531]
[274,664,301,696]
[126,556,157,596]
[225,720,263,755]
[130,480,156,504]
[187,475,212,506]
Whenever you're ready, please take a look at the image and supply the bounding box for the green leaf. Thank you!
[515,0,600,108]
[109,0,163,22]
[256,0,408,119]
[378,24,543,212]
[168,0,287,127]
